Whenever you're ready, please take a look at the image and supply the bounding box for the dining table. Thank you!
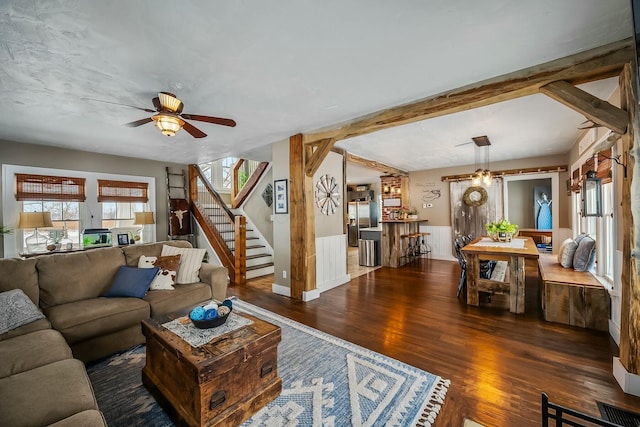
[461,236,540,314]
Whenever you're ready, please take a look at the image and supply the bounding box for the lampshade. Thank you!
[152,114,184,137]
[133,212,155,225]
[18,212,54,229]
[158,92,183,112]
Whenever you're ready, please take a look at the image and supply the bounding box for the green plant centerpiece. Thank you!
[484,218,518,242]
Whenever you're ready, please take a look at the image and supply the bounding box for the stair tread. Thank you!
[245,244,265,250]
[247,262,274,271]
[246,253,272,260]
[225,236,259,242]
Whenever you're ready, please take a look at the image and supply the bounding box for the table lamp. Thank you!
[133,211,155,243]
[18,212,54,253]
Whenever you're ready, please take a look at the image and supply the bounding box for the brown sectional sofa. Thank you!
[0,240,228,426]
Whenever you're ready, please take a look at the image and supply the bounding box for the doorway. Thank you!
[504,173,560,253]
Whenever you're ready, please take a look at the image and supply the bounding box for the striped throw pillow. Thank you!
[160,245,206,285]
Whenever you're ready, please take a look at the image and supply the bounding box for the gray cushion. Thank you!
[557,238,579,268]
[0,289,45,335]
[574,233,589,245]
[573,236,596,272]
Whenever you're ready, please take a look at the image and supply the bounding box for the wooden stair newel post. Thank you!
[619,63,639,376]
[234,215,247,285]
[289,134,316,300]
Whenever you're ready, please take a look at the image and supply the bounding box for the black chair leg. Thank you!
[457,271,466,298]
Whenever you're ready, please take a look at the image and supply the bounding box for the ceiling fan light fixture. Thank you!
[158,92,182,112]
[152,114,184,136]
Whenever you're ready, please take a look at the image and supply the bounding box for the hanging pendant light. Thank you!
[471,135,492,186]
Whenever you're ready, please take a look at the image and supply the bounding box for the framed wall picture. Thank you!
[383,197,402,207]
[274,179,289,214]
[117,233,130,245]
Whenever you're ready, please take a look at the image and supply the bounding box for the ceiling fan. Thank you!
[87,92,236,138]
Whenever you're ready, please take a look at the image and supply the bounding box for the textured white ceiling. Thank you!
[0,1,632,173]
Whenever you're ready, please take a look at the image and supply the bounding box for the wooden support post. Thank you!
[619,64,639,375]
[289,134,316,300]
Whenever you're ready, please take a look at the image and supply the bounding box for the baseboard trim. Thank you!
[318,274,351,293]
[271,283,320,302]
[613,357,640,397]
[609,320,620,346]
[271,283,290,297]
[302,289,320,302]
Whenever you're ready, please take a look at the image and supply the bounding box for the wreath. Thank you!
[463,186,488,207]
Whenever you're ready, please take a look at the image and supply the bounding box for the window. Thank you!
[101,202,146,228]
[16,174,85,250]
[572,146,615,284]
[97,180,149,229]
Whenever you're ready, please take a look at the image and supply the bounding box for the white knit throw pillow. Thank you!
[160,245,206,284]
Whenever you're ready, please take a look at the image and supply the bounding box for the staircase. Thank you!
[209,204,274,279]
[189,164,273,284]
[243,222,274,279]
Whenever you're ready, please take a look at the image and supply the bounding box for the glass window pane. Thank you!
[62,202,79,220]
[102,202,116,219]
[23,202,42,213]
[43,201,62,220]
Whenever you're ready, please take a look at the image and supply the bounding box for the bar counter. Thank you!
[380,219,428,267]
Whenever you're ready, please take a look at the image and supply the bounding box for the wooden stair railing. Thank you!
[189,164,246,285]
[231,160,269,209]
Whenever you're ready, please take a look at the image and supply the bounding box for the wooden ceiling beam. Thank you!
[302,38,633,144]
[540,80,628,135]
[304,138,336,177]
[441,165,568,182]
[346,152,408,176]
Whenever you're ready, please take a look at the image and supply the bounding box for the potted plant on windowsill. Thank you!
[485,218,518,242]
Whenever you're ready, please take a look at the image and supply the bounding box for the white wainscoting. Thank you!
[418,225,456,261]
[315,234,351,292]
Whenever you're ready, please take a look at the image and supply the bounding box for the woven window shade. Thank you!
[15,174,86,201]
[98,180,148,203]
[596,148,613,184]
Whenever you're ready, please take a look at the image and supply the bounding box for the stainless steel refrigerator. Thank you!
[348,201,378,247]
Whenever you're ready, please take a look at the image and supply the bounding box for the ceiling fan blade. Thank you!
[182,121,207,138]
[82,97,156,113]
[152,97,161,110]
[180,114,237,127]
[125,117,153,127]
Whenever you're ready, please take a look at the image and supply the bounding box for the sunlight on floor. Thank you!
[346,246,380,279]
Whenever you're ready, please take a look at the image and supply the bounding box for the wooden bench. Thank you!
[538,254,609,331]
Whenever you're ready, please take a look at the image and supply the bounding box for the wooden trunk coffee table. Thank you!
[141,310,282,427]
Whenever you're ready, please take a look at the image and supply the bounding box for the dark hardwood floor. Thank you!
[228,258,640,426]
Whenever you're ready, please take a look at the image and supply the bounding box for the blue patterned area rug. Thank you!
[87,300,449,426]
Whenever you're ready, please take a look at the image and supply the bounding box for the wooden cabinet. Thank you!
[539,254,609,331]
[348,190,374,201]
[543,281,609,330]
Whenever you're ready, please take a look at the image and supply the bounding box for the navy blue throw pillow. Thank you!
[104,266,159,298]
